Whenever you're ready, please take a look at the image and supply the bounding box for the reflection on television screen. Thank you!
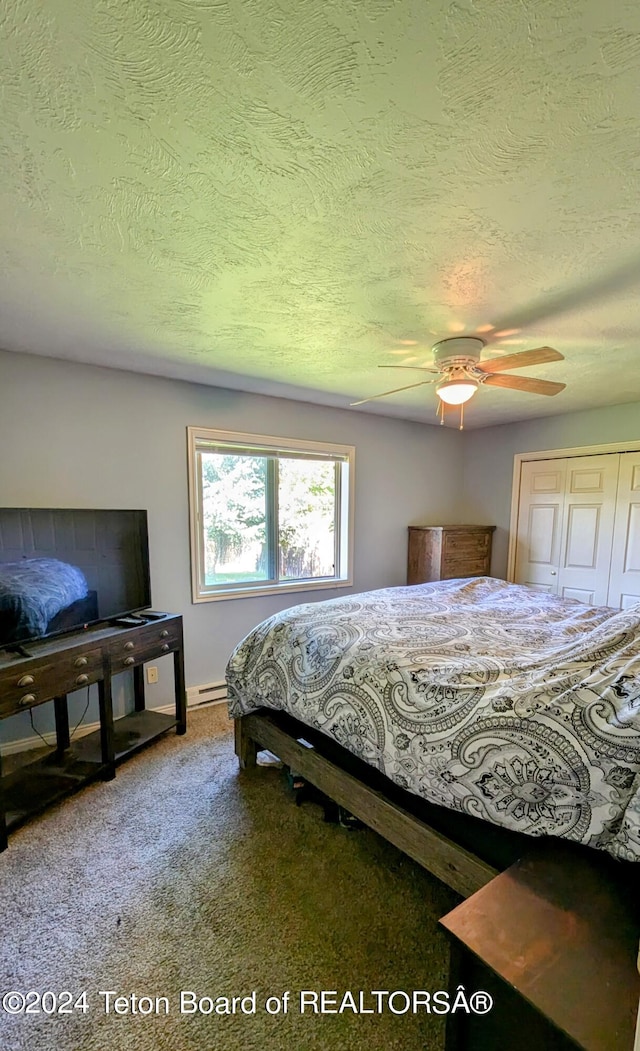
[0,509,150,647]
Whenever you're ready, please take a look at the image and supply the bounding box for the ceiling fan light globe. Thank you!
[436,378,478,405]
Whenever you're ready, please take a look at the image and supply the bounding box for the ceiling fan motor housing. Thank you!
[432,336,485,371]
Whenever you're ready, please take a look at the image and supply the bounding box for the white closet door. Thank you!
[513,454,619,605]
[607,451,640,609]
[556,454,619,606]
[514,459,567,594]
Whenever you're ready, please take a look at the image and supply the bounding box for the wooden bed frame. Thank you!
[235,708,541,898]
[235,710,640,1049]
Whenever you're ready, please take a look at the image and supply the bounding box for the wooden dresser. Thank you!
[407,525,495,584]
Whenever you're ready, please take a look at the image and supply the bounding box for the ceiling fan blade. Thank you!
[483,373,566,396]
[378,364,440,373]
[476,347,563,373]
[350,379,437,406]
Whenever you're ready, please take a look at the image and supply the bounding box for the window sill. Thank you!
[193,577,353,603]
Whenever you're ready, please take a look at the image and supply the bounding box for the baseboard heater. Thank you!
[186,680,228,708]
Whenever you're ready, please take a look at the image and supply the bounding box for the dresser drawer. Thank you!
[109,621,181,671]
[442,532,491,557]
[442,557,490,579]
[0,648,103,718]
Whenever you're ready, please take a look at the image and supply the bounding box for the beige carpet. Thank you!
[1,706,458,1051]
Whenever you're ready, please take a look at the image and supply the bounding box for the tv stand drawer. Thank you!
[0,648,103,717]
[109,619,182,671]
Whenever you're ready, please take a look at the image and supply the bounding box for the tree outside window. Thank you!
[188,429,353,601]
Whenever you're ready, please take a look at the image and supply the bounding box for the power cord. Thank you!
[28,709,50,748]
[28,688,91,746]
[70,689,91,739]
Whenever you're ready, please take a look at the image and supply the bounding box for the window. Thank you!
[187,427,354,601]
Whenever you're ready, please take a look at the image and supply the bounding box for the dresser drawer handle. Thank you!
[123,656,135,666]
[160,630,169,638]
[75,674,89,686]
[74,656,88,668]
[124,641,135,651]
[19,693,36,707]
[160,643,170,652]
[17,674,35,687]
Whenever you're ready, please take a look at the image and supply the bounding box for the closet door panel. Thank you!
[562,586,596,603]
[607,452,640,608]
[514,460,566,594]
[557,455,619,606]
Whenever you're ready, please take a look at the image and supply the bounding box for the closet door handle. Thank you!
[550,570,557,576]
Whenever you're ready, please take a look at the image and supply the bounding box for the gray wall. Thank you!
[0,349,466,741]
[461,400,640,578]
[6,347,636,747]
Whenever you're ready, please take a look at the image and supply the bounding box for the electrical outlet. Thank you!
[147,666,159,685]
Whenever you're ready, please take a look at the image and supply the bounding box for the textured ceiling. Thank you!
[3,0,640,428]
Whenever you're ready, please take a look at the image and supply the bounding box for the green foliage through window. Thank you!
[188,429,353,599]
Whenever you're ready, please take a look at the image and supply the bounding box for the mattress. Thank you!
[226,577,640,862]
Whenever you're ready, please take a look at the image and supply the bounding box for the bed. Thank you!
[226,577,640,895]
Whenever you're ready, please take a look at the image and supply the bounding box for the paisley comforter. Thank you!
[226,577,640,862]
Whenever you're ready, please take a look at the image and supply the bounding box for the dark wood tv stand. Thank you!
[0,613,186,849]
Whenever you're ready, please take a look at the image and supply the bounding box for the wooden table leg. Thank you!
[444,939,467,1051]
[173,647,187,735]
[53,695,70,754]
[98,670,116,780]
[133,664,145,712]
[0,749,7,851]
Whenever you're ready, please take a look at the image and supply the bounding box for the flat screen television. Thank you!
[0,508,151,648]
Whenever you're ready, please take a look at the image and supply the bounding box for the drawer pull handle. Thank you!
[160,630,169,638]
[160,643,170,652]
[17,674,35,687]
[74,656,88,668]
[123,656,135,666]
[19,693,36,707]
[75,674,89,686]
[124,641,135,651]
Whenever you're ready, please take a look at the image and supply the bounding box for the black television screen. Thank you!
[0,509,151,646]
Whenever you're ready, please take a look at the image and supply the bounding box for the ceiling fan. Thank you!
[351,337,566,428]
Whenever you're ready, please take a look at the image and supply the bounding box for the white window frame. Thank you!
[187,426,355,602]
